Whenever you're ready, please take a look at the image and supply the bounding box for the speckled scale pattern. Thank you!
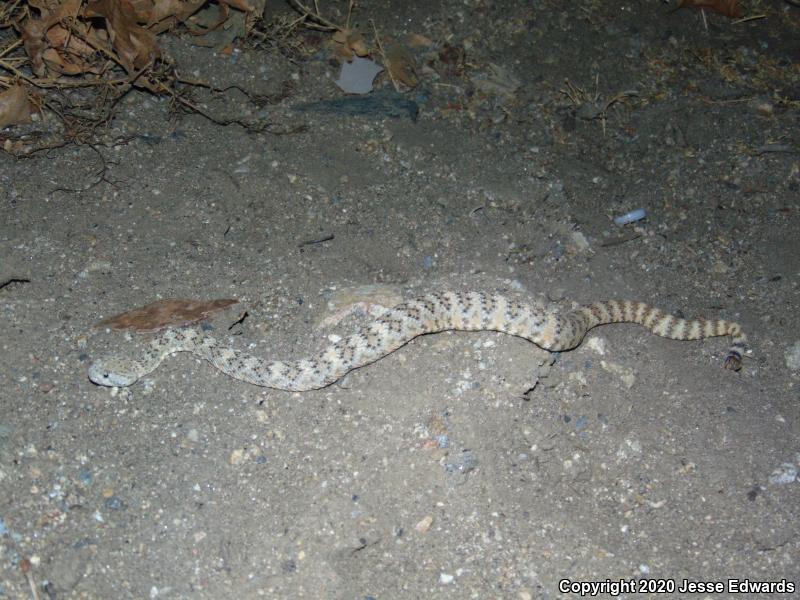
[88,291,748,390]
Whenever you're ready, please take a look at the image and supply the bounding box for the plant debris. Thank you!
[676,0,742,18]
[0,1,262,155]
[0,85,35,128]
[95,298,241,332]
[433,43,466,78]
[385,43,418,89]
[331,28,369,61]
[1,0,427,153]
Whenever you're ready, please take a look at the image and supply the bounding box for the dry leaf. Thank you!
[405,33,433,48]
[20,0,84,77]
[347,32,369,57]
[219,0,255,12]
[85,0,160,72]
[677,0,742,18]
[96,298,241,332]
[332,29,370,61]
[42,21,102,75]
[385,44,418,88]
[0,85,34,129]
[133,0,207,34]
[19,0,254,79]
[436,43,466,77]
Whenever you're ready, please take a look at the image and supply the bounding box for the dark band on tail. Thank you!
[572,300,748,370]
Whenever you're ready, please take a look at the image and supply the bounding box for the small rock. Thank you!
[229,448,245,465]
[570,231,591,252]
[439,573,454,584]
[785,341,800,371]
[750,98,774,116]
[414,515,434,533]
[586,336,606,356]
[469,63,520,97]
[768,463,797,485]
[104,496,124,510]
[601,360,636,389]
[711,259,728,274]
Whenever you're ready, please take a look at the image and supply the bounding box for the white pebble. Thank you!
[614,208,646,225]
[785,341,800,370]
[769,463,798,485]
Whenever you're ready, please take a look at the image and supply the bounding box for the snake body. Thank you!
[88,291,747,390]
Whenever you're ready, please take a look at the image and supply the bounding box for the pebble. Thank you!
[414,515,434,533]
[229,448,245,465]
[439,573,454,584]
[768,463,797,485]
[785,341,800,371]
[586,336,606,356]
[104,496,124,510]
[570,231,590,252]
[444,449,478,487]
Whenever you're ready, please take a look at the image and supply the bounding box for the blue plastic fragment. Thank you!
[613,208,646,225]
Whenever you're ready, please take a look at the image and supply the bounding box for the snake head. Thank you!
[87,357,140,387]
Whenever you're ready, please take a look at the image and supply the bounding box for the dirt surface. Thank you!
[2,1,799,598]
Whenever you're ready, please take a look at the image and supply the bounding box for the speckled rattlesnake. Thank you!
[88,291,747,390]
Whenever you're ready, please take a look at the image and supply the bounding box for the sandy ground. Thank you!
[1,1,799,598]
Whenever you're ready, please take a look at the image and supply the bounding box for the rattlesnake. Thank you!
[88,291,747,391]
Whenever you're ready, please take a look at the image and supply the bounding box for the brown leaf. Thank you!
[385,44,418,88]
[406,33,433,48]
[45,23,96,59]
[41,21,101,75]
[219,0,255,12]
[436,43,466,77]
[96,298,241,332]
[130,0,207,34]
[19,19,48,77]
[19,0,84,77]
[84,0,160,72]
[331,29,370,61]
[185,2,230,36]
[28,0,67,11]
[347,32,369,57]
[677,0,742,18]
[0,85,34,129]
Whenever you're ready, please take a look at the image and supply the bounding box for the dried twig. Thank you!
[369,18,396,91]
[287,0,342,31]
